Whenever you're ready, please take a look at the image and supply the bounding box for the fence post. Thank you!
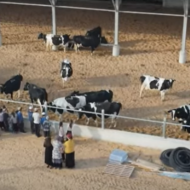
[101,109,105,129]
[162,115,167,138]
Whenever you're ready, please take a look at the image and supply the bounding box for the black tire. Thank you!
[160,149,173,167]
[169,147,190,172]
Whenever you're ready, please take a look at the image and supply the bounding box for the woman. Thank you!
[58,121,64,143]
[64,133,75,168]
[43,137,53,169]
[52,136,63,169]
[10,111,18,133]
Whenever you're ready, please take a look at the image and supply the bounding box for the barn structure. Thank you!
[0,0,189,64]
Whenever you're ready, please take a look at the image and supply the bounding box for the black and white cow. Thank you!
[72,35,101,55]
[140,75,175,101]
[24,82,48,113]
[78,102,122,128]
[45,96,86,121]
[0,74,23,99]
[60,59,73,85]
[68,89,113,104]
[85,26,102,38]
[168,105,190,122]
[181,117,190,133]
[38,33,54,50]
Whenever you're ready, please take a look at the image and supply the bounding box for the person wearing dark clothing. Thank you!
[3,109,9,132]
[17,107,26,133]
[42,116,51,137]
[10,111,18,133]
[28,106,34,134]
[43,137,53,168]
[0,108,4,130]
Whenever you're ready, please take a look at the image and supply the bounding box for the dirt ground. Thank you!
[1,133,190,190]
[0,5,190,140]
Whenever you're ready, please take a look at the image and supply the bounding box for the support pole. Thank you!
[112,0,122,56]
[0,30,2,47]
[101,109,105,129]
[179,0,189,64]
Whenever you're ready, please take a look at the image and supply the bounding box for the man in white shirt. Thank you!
[32,108,41,137]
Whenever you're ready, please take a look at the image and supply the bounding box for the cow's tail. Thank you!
[140,75,145,84]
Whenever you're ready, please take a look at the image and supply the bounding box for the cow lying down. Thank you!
[140,75,175,101]
[78,102,122,128]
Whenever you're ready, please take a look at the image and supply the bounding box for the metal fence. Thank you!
[0,98,189,139]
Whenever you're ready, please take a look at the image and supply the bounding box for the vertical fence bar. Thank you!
[162,115,167,138]
[101,109,105,129]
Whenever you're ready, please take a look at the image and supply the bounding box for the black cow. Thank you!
[24,82,48,113]
[78,102,122,128]
[181,117,190,133]
[0,74,23,99]
[72,35,101,55]
[85,26,102,38]
[168,105,190,123]
[60,59,73,85]
[51,34,71,52]
[140,75,175,101]
[68,89,113,104]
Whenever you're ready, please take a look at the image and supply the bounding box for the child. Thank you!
[28,106,34,134]
[10,111,18,133]
[58,121,64,143]
[66,120,73,138]
[42,116,51,137]
[43,137,53,169]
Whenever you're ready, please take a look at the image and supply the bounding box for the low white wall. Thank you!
[23,118,190,151]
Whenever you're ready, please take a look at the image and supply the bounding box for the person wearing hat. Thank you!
[42,116,51,137]
[40,112,46,129]
[28,105,34,134]
[64,133,75,168]
[16,107,26,133]
[32,107,41,137]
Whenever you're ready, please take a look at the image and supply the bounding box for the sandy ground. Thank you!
[0,5,190,140]
[1,132,190,190]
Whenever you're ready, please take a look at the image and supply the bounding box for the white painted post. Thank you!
[49,0,57,51]
[179,0,189,64]
[162,115,167,138]
[112,0,122,56]
[101,109,105,129]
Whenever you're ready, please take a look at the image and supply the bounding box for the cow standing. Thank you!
[78,102,122,128]
[23,82,48,113]
[140,75,175,101]
[38,33,54,50]
[85,26,102,38]
[60,59,73,85]
[0,74,23,100]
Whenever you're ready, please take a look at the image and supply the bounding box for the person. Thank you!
[0,108,4,131]
[40,112,46,130]
[64,133,75,168]
[66,120,73,137]
[42,116,51,137]
[43,136,53,169]
[3,108,9,132]
[28,106,34,134]
[9,111,18,133]
[58,121,64,143]
[16,107,26,133]
[52,136,63,169]
[32,108,41,137]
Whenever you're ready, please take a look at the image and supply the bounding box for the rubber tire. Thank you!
[169,147,190,172]
[160,149,173,167]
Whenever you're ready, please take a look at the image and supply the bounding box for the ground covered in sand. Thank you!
[1,133,190,190]
[0,5,190,140]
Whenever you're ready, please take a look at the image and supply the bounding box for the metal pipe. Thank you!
[179,0,189,64]
[51,0,57,35]
[162,115,167,138]
[101,109,105,129]
[0,2,51,7]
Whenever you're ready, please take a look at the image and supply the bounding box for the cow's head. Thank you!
[23,82,30,91]
[0,84,4,94]
[38,33,45,39]
[169,79,176,89]
[168,109,177,121]
[69,91,80,96]
[62,34,71,45]
[101,36,108,44]
[168,107,186,122]
[65,96,80,108]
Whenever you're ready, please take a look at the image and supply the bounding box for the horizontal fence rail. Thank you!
[0,98,190,139]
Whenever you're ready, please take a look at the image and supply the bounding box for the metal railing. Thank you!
[0,98,189,139]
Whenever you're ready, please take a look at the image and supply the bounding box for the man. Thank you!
[28,105,34,134]
[17,107,26,133]
[32,108,41,137]
[42,116,51,137]
[40,112,46,129]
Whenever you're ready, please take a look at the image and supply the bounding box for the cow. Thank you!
[167,105,190,122]
[0,74,23,100]
[181,117,190,133]
[38,33,54,50]
[23,82,48,113]
[72,35,101,55]
[85,26,102,38]
[78,102,122,128]
[68,89,113,104]
[44,96,86,121]
[60,59,73,85]
[140,75,175,101]
[51,34,71,52]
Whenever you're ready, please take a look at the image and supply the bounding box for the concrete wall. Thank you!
[23,118,190,151]
[163,0,190,8]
